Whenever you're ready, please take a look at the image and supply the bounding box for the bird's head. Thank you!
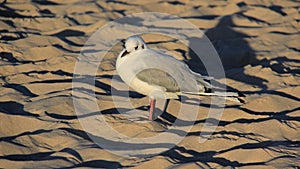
[119,35,147,58]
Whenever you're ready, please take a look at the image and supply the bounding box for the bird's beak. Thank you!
[120,49,130,58]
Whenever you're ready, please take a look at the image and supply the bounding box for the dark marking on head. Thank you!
[121,50,130,58]
[121,39,126,44]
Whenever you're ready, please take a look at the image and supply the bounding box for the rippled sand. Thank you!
[0,0,299,168]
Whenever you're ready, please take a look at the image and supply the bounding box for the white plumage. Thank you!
[116,35,242,121]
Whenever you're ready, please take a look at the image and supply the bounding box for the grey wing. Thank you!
[134,49,210,92]
[194,74,213,90]
[136,68,180,92]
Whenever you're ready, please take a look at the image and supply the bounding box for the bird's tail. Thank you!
[182,91,245,103]
[190,74,245,103]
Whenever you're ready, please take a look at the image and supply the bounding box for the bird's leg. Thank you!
[149,98,156,121]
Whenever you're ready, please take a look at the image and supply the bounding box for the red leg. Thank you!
[149,98,156,121]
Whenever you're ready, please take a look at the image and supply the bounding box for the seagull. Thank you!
[116,35,243,121]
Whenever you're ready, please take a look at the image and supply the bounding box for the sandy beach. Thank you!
[0,0,299,168]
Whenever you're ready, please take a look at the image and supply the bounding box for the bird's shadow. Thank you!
[185,14,268,90]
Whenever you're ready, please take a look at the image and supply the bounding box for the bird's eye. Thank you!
[141,45,144,49]
[134,46,138,50]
